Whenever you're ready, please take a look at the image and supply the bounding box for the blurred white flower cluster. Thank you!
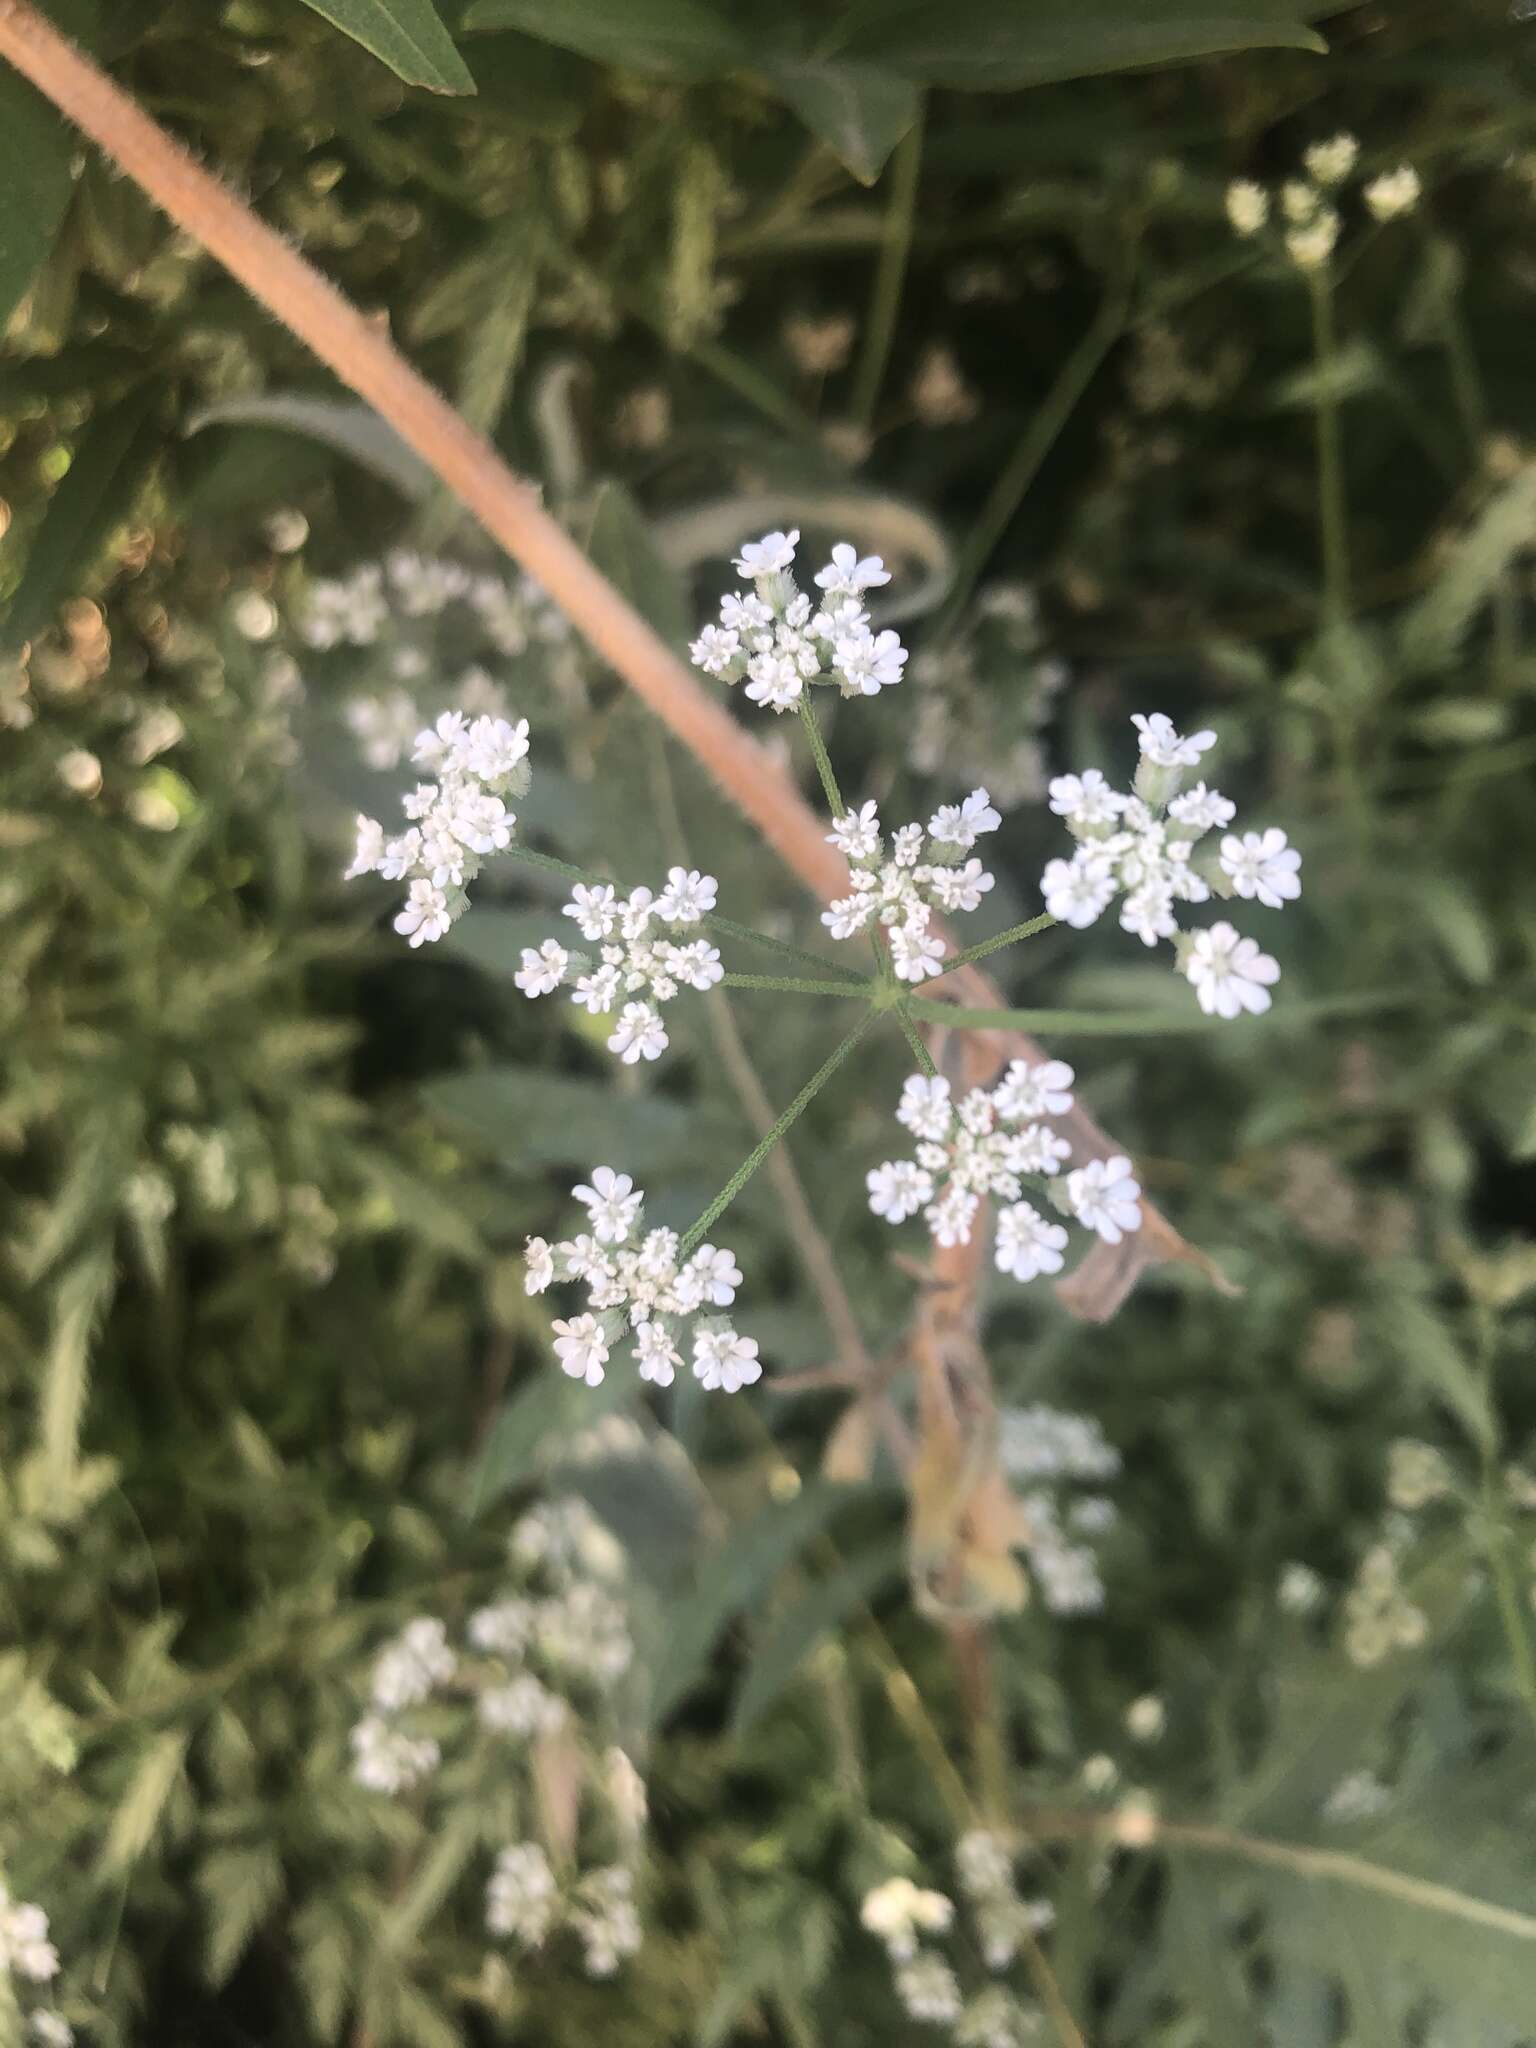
[1043,713,1300,1019]
[867,1064,1141,1273]
[344,708,532,946]
[860,1844,1050,2039]
[513,867,724,1064]
[301,548,569,658]
[349,1498,648,1979]
[823,789,1000,983]
[0,1879,70,2047]
[1225,134,1420,270]
[689,532,909,710]
[999,1405,1123,1615]
[525,1168,759,1392]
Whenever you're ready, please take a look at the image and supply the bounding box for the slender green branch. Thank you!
[849,105,925,431]
[1308,267,1352,625]
[681,1010,877,1254]
[896,1009,937,1077]
[906,989,1417,1036]
[1485,1508,1536,1744]
[928,911,1057,977]
[721,971,870,997]
[936,259,1134,636]
[798,691,846,818]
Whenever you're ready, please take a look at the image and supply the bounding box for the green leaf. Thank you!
[566,1449,707,1589]
[2,386,163,654]
[0,55,75,334]
[839,0,1326,88]
[731,1538,902,1734]
[582,481,692,646]
[648,1483,861,1725]
[182,395,434,501]
[759,60,920,185]
[421,1065,717,1172]
[298,0,476,91]
[467,1369,636,1514]
[442,907,567,979]
[460,0,748,74]
[198,1846,284,1989]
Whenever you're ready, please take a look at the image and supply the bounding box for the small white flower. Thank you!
[1167,782,1235,834]
[30,2015,73,2048]
[926,1183,980,1248]
[572,964,622,1015]
[1304,132,1359,186]
[634,1320,681,1385]
[860,1878,954,1960]
[608,1001,668,1064]
[823,894,876,940]
[1219,827,1302,909]
[573,1167,644,1243]
[688,1244,742,1306]
[1042,854,1116,929]
[1286,209,1341,270]
[669,939,724,990]
[655,866,718,923]
[552,1313,610,1386]
[814,542,891,595]
[1282,177,1320,223]
[564,882,619,940]
[733,529,800,577]
[1048,770,1124,830]
[692,1325,762,1392]
[524,1237,555,1294]
[1364,165,1421,221]
[394,879,453,946]
[1067,1156,1143,1246]
[1225,178,1270,235]
[744,651,807,712]
[890,922,947,983]
[867,1159,935,1223]
[992,1058,1075,1120]
[690,623,741,674]
[515,938,570,996]
[835,626,909,695]
[929,787,1001,849]
[995,1201,1069,1281]
[897,1073,954,1142]
[345,814,387,879]
[1131,712,1216,769]
[828,800,882,862]
[928,858,994,913]
[1182,920,1280,1018]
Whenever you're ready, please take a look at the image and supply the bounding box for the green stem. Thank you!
[930,910,1057,976]
[797,691,845,817]
[849,104,925,431]
[936,262,1133,636]
[1485,1505,1536,1744]
[905,989,1418,1035]
[896,1008,937,1077]
[681,1010,876,1254]
[1309,266,1352,625]
[721,971,870,997]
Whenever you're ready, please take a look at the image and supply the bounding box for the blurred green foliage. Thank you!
[5,0,1536,2043]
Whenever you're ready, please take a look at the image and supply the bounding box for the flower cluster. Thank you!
[525,1168,759,1392]
[859,1862,1048,2040]
[1342,1541,1427,1669]
[689,532,909,711]
[349,1497,648,1978]
[1043,713,1299,1019]
[867,1065,1142,1274]
[344,707,531,946]
[823,790,1000,982]
[302,548,569,657]
[1225,135,1420,269]
[513,867,724,1064]
[0,1881,70,2047]
[999,1404,1122,1615]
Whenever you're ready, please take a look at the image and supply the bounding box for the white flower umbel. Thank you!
[0,1885,61,1984]
[820,791,999,982]
[512,867,724,1064]
[1304,132,1360,186]
[860,1878,955,1963]
[526,1171,757,1391]
[690,532,909,710]
[869,1061,1141,1273]
[1041,714,1299,1017]
[345,708,531,946]
[1224,178,1269,235]
[1364,165,1421,220]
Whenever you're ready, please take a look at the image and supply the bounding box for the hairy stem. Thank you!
[721,972,870,997]
[798,691,846,817]
[929,911,1057,977]
[681,1010,878,1254]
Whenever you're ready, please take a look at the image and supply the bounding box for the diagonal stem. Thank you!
[681,1010,877,1254]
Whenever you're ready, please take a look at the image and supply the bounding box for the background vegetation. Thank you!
[5,0,1536,2042]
